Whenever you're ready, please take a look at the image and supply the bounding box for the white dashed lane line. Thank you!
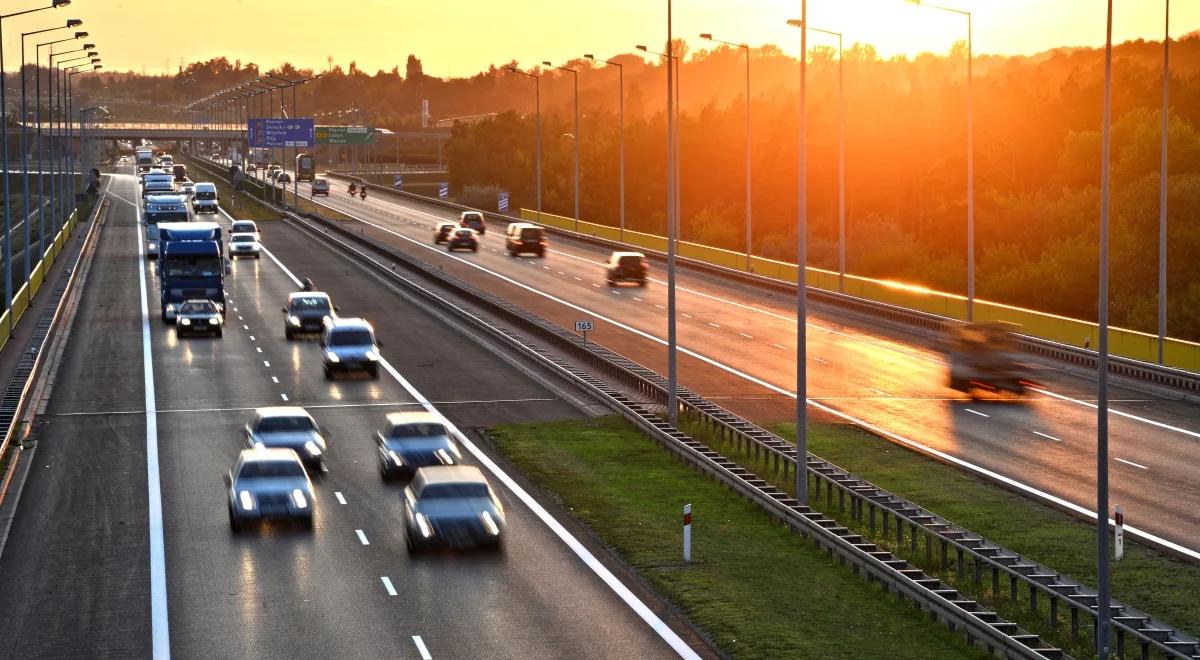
[335,492,347,505]
[271,376,279,384]
[1115,458,1148,470]
[1034,431,1062,442]
[633,297,643,302]
[381,577,397,596]
[739,333,753,339]
[413,636,432,660]
[707,322,721,329]
[813,356,830,365]
[965,408,989,418]
[263,361,271,368]
[249,335,256,341]
[773,344,789,351]
[356,529,370,545]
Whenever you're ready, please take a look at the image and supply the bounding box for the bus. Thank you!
[296,153,315,182]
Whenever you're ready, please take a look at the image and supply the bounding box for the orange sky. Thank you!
[7,0,1196,77]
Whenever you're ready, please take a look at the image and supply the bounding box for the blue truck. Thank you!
[157,221,228,322]
[143,194,189,260]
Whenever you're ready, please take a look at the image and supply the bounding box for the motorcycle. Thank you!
[359,188,367,200]
[348,184,357,196]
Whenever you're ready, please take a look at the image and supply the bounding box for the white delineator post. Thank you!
[683,503,692,562]
[1115,505,1124,561]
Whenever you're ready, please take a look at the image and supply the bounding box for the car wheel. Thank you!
[255,254,261,259]
[229,508,242,533]
[368,364,379,379]
[323,367,333,380]
[285,329,294,340]
[406,533,420,554]
[301,515,314,530]
[215,328,223,338]
[638,280,647,288]
[472,245,478,252]
[537,249,545,258]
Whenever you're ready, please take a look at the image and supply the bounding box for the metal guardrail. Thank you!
[325,171,1200,396]
[285,209,1066,660]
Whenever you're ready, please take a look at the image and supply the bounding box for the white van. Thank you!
[192,182,219,214]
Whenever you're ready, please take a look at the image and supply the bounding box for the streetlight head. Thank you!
[66,18,82,27]
[786,19,803,27]
[52,0,71,7]
[82,43,95,49]
[93,64,101,70]
[584,54,595,60]
[87,51,98,57]
[74,31,87,38]
[542,61,552,67]
[700,33,713,40]
[635,45,648,52]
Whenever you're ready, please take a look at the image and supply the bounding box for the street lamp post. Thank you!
[37,35,86,259]
[57,53,93,230]
[66,62,97,217]
[794,0,810,504]
[584,54,624,241]
[909,0,973,320]
[1158,1,1171,364]
[506,66,542,219]
[1097,2,1115,657]
[266,73,322,209]
[700,34,752,270]
[544,61,580,231]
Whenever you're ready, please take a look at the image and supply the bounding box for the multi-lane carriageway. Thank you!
[274,171,1200,555]
[0,169,706,658]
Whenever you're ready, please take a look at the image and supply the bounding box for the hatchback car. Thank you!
[404,466,505,552]
[283,291,337,339]
[244,406,328,470]
[311,178,330,196]
[376,412,463,480]
[460,211,486,235]
[434,221,457,244]
[505,222,547,257]
[276,172,292,184]
[179,180,196,197]
[605,251,649,287]
[229,233,261,259]
[321,317,381,379]
[175,299,223,337]
[226,448,314,531]
[447,228,479,252]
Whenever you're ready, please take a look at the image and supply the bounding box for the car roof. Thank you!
[253,406,313,419]
[611,251,645,259]
[509,222,539,230]
[288,291,330,301]
[238,447,302,464]
[384,411,445,427]
[461,211,484,218]
[194,182,217,190]
[327,317,373,331]
[415,465,488,487]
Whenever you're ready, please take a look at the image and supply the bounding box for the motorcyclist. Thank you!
[359,186,367,200]
[348,182,357,196]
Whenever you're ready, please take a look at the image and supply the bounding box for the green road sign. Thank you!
[315,125,375,145]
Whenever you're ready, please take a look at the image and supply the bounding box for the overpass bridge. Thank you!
[23,121,451,142]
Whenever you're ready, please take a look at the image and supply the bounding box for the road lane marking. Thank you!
[740,333,753,339]
[707,322,721,329]
[682,313,693,318]
[238,316,244,321]
[867,388,889,397]
[335,492,346,505]
[263,361,271,367]
[773,344,789,351]
[1030,386,1200,441]
[573,276,582,281]
[271,376,279,384]
[654,304,665,309]
[249,335,255,341]
[280,394,289,401]
[381,577,397,596]
[242,325,249,330]
[813,356,829,365]
[557,271,566,275]
[1033,431,1061,442]
[256,347,262,353]
[1115,458,1148,470]
[413,636,432,660]
[356,529,369,545]
[591,283,601,288]
[964,408,989,418]
[633,297,643,302]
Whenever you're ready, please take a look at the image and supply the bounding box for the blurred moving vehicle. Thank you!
[404,466,505,552]
[230,220,260,241]
[174,299,223,337]
[283,291,337,339]
[376,412,463,480]
[433,221,457,244]
[229,233,261,259]
[244,407,327,470]
[310,178,330,196]
[447,228,479,252]
[505,222,547,257]
[460,211,486,235]
[605,251,648,287]
[192,182,219,214]
[179,180,196,197]
[321,317,381,379]
[226,448,315,531]
[946,321,1032,395]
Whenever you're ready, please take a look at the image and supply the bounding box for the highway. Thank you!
[283,174,1200,552]
[0,167,702,658]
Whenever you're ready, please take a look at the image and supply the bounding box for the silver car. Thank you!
[244,406,327,469]
[229,233,261,259]
[175,299,223,337]
[404,466,506,552]
[226,448,315,531]
[376,411,462,480]
[321,317,381,379]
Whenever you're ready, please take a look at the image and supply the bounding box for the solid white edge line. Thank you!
[412,635,433,660]
[1114,458,1149,470]
[964,408,989,418]
[356,529,369,545]
[135,193,171,659]
[380,576,397,596]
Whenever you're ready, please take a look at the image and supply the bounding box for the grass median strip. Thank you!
[488,416,988,659]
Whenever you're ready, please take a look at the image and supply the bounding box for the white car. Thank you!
[230,220,260,240]
[229,233,261,259]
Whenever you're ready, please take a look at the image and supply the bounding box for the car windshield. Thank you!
[390,423,447,439]
[232,223,254,232]
[238,460,305,479]
[179,302,214,314]
[418,483,490,499]
[231,235,255,243]
[329,329,373,346]
[291,297,330,312]
[195,191,216,200]
[618,256,644,268]
[162,256,221,278]
[148,212,188,223]
[256,416,315,433]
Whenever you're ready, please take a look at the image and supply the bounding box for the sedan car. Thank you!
[244,406,327,470]
[433,221,457,244]
[283,291,337,339]
[404,466,505,552]
[229,233,261,258]
[605,251,649,287]
[179,180,196,197]
[460,211,486,235]
[377,412,463,480]
[321,317,381,379]
[175,299,223,337]
[226,448,315,532]
[447,228,479,252]
[311,178,330,196]
[276,172,292,184]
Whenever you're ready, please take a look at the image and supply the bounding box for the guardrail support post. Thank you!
[869,504,876,536]
[895,518,903,548]
[909,524,917,554]
[1071,606,1079,638]
[1029,585,1038,613]
[838,488,844,513]
[1010,575,1017,603]
[991,567,999,600]
[940,540,948,570]
[926,532,933,564]
[956,549,965,580]
[1116,628,1125,659]
[1049,596,1058,629]
[883,510,890,538]
[973,556,981,589]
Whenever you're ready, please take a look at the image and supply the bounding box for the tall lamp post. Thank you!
[543,61,580,231]
[66,61,98,216]
[700,33,753,270]
[908,0,973,320]
[793,1,810,504]
[1158,1,1171,364]
[584,54,624,241]
[56,53,94,232]
[506,66,542,220]
[38,35,88,250]
[266,72,322,209]
[1097,6,1115,658]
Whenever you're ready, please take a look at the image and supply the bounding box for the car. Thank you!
[119,155,129,163]
[376,412,463,480]
[447,228,479,252]
[404,466,505,552]
[229,233,261,258]
[179,180,196,197]
[321,317,381,379]
[277,172,292,184]
[310,178,330,196]
[174,299,223,337]
[605,251,649,287]
[505,222,547,257]
[946,321,1032,395]
[246,163,258,173]
[244,406,327,470]
[267,165,282,179]
[226,448,315,532]
[433,221,457,244]
[460,211,486,235]
[283,291,337,339]
[230,220,260,240]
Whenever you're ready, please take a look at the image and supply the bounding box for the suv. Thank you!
[605,251,648,287]
[321,317,381,379]
[434,221,457,244]
[460,211,486,235]
[192,182,219,214]
[283,291,337,339]
[311,178,330,196]
[505,222,547,257]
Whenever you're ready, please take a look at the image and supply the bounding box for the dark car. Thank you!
[174,299,223,337]
[447,228,479,252]
[605,251,648,287]
[434,221,457,244]
[459,211,486,235]
[283,291,337,339]
[505,222,547,257]
[376,412,463,480]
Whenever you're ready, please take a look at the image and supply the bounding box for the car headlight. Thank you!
[415,513,434,538]
[434,448,455,465]
[288,315,301,326]
[303,440,322,457]
[208,317,219,325]
[325,351,340,363]
[388,450,403,466]
[479,511,500,536]
[166,304,176,312]
[364,350,379,361]
[239,490,255,511]
[291,489,308,509]
[179,318,191,326]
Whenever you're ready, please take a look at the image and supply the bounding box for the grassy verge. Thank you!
[489,416,989,659]
[699,420,1200,657]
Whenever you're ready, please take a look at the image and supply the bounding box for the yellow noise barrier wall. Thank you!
[0,211,80,354]
[522,209,1200,372]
